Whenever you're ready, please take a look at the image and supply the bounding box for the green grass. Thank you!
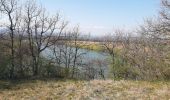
[80,43,104,52]
[68,41,105,52]
[0,79,170,100]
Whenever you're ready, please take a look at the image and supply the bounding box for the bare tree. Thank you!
[50,26,89,78]
[15,9,26,77]
[0,0,20,78]
[24,0,67,76]
[102,30,125,79]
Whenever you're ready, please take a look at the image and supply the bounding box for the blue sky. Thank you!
[40,0,160,36]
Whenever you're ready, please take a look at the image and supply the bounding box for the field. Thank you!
[0,79,170,100]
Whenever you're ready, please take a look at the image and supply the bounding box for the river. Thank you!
[43,46,110,79]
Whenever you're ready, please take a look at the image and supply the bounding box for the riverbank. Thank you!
[0,79,169,100]
[69,41,123,53]
[68,41,105,52]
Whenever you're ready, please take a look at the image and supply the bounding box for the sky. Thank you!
[39,0,160,36]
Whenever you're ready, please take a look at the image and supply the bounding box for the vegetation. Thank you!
[0,0,170,99]
[0,79,170,100]
[75,41,104,52]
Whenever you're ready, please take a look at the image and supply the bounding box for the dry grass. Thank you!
[0,79,170,100]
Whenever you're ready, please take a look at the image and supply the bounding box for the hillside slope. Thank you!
[0,80,170,100]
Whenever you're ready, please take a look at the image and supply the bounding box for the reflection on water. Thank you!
[43,46,110,79]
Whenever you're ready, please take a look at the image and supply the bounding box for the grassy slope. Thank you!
[0,80,170,100]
